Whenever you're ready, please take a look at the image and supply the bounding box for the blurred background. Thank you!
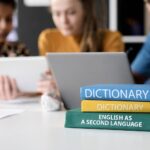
[10,0,147,60]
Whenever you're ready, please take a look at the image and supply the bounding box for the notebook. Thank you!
[46,52,134,109]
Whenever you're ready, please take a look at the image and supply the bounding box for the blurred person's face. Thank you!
[146,2,150,13]
[0,3,13,42]
[50,0,85,36]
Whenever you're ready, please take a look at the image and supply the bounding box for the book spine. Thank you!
[81,100,150,112]
[80,84,150,101]
[65,110,150,131]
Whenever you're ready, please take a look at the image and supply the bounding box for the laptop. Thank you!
[46,52,134,109]
[0,56,48,92]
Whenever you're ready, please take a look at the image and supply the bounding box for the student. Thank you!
[131,0,150,83]
[37,0,125,94]
[0,0,29,56]
[38,0,124,55]
[0,0,29,100]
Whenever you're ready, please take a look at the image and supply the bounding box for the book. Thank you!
[81,100,150,112]
[80,84,150,101]
[65,109,150,132]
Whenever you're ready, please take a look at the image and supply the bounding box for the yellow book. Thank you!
[81,100,150,112]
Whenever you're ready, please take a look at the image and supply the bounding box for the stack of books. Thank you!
[65,84,150,132]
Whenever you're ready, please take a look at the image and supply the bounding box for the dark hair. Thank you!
[0,0,16,9]
[80,0,107,52]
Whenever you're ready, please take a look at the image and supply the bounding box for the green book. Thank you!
[65,109,150,132]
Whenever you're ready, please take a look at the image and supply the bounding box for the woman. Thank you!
[0,0,29,100]
[37,0,125,98]
[39,0,124,55]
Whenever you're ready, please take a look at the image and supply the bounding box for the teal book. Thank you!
[65,109,150,132]
[80,84,150,101]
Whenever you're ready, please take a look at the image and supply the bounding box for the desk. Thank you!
[0,103,150,150]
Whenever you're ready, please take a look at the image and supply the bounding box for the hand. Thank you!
[37,70,58,95]
[132,72,147,84]
[0,75,21,100]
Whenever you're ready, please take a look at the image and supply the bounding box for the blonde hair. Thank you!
[80,0,107,52]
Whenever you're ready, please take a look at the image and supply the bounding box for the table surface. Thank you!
[0,101,150,150]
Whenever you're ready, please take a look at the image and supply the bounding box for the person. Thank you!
[37,0,125,95]
[131,0,150,84]
[38,0,124,55]
[0,0,29,100]
[0,0,29,56]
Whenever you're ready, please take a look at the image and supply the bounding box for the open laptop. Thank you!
[46,52,134,109]
[0,56,48,92]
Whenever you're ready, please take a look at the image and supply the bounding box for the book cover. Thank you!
[81,100,150,112]
[80,84,150,101]
[65,109,150,132]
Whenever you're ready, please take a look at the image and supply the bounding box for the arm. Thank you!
[103,31,125,52]
[131,34,150,83]
[38,29,53,56]
[37,70,61,100]
[132,72,148,84]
